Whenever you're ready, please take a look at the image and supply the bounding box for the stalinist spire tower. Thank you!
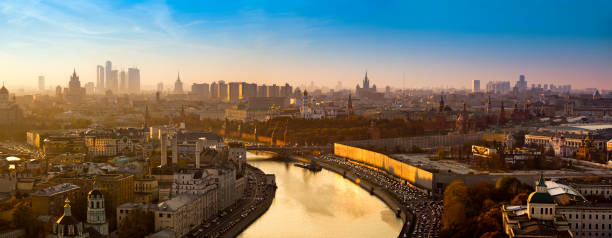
[174,72,184,94]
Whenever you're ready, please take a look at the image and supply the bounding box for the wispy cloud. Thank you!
[0,0,189,44]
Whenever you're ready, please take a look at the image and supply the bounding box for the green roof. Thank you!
[527,192,554,204]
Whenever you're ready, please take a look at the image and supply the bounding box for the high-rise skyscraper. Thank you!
[257,84,268,97]
[96,65,105,93]
[120,70,127,93]
[38,76,45,92]
[472,80,480,93]
[127,68,140,93]
[242,83,257,99]
[191,83,209,98]
[55,85,62,98]
[268,84,280,97]
[515,75,527,92]
[486,81,511,94]
[229,82,242,101]
[85,82,95,95]
[280,83,293,97]
[157,82,164,92]
[105,61,112,92]
[109,70,119,92]
[218,80,228,101]
[210,82,218,99]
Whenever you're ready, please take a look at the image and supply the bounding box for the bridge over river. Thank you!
[245,145,332,156]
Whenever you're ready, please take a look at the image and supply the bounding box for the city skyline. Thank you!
[2,2,612,238]
[1,0,611,90]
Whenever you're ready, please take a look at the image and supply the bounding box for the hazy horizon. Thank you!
[1,0,611,91]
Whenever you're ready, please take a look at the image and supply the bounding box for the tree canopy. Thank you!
[118,209,155,238]
[440,177,533,238]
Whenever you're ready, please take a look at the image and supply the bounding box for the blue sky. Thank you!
[0,0,611,90]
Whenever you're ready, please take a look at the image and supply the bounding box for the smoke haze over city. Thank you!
[1,0,611,90]
[2,2,612,238]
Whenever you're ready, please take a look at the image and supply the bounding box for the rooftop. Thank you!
[559,177,612,186]
[157,194,199,212]
[557,202,612,209]
[32,183,80,197]
[148,229,175,238]
[177,130,222,142]
[570,124,612,131]
[545,181,584,199]
[511,221,572,238]
[502,205,572,238]
[228,142,245,148]
[117,202,158,210]
[393,154,478,174]
[96,174,133,181]
[527,131,607,140]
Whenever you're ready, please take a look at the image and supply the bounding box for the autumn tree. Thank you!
[442,181,469,231]
[495,176,530,200]
[437,146,446,160]
[545,145,555,157]
[510,192,530,205]
[118,209,155,238]
[441,177,533,238]
[12,203,44,238]
[474,207,503,236]
[12,203,33,228]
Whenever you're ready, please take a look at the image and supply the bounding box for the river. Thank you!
[238,154,403,238]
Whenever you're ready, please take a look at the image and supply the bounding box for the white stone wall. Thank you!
[558,208,612,238]
[527,202,555,220]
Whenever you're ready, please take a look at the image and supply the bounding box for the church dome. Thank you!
[88,183,103,198]
[0,86,8,94]
[88,188,103,198]
[54,198,84,236]
[57,214,80,226]
[528,173,555,204]
[527,191,554,204]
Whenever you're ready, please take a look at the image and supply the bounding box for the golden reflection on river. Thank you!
[238,156,403,238]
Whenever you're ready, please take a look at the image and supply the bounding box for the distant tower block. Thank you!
[195,140,202,169]
[38,76,45,92]
[472,80,480,93]
[172,135,178,165]
[160,133,167,167]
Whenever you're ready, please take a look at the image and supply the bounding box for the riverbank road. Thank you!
[317,154,443,238]
[192,165,272,238]
[0,141,43,159]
